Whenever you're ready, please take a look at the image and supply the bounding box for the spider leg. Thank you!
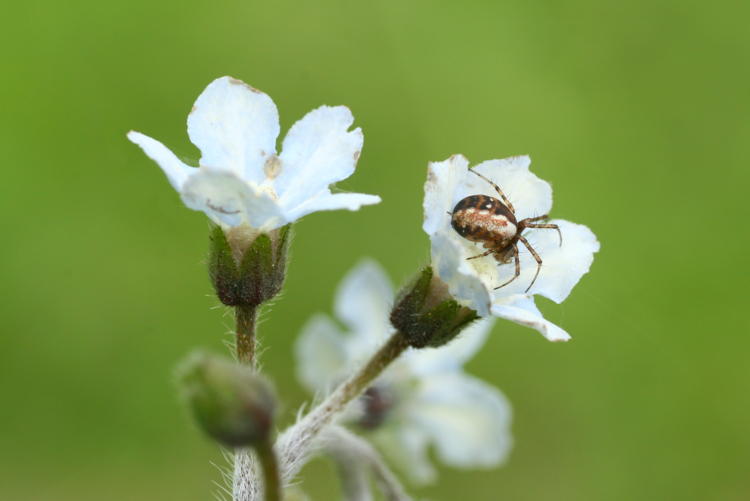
[518,235,543,293]
[467,248,495,260]
[521,214,549,224]
[468,169,515,214]
[523,222,562,246]
[494,244,520,289]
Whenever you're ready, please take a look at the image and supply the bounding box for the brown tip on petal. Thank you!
[191,105,197,113]
[353,150,361,161]
[228,77,262,94]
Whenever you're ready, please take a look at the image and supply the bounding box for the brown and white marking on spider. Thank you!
[449,169,562,292]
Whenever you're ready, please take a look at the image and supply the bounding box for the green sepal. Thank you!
[390,266,432,318]
[421,299,479,348]
[390,266,479,348]
[239,233,275,306]
[274,223,292,268]
[207,224,292,307]
[208,225,240,305]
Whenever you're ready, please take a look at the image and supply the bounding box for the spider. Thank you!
[449,168,562,292]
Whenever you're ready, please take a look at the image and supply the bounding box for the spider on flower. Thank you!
[449,169,562,292]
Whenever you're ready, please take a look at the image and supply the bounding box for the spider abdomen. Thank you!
[451,195,518,249]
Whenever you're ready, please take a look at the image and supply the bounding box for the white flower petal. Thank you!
[407,373,513,470]
[423,155,552,235]
[430,229,492,315]
[131,77,380,229]
[127,131,193,190]
[406,317,495,377]
[284,192,381,222]
[187,76,280,184]
[180,168,285,229]
[490,219,599,302]
[423,154,470,235]
[491,294,571,341]
[295,314,350,393]
[276,106,364,209]
[334,259,394,345]
[470,156,551,220]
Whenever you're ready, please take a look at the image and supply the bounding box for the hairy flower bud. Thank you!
[208,224,291,307]
[177,351,276,448]
[390,266,479,348]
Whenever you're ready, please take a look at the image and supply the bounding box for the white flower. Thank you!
[424,154,599,341]
[295,260,513,484]
[127,76,381,230]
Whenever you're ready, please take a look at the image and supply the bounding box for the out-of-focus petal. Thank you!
[407,317,495,376]
[490,219,599,301]
[295,314,349,393]
[284,192,381,222]
[407,373,513,470]
[293,258,516,482]
[187,76,280,184]
[491,295,571,342]
[180,168,285,229]
[372,422,436,485]
[127,131,193,190]
[276,106,364,208]
[334,260,393,346]
[430,230,493,315]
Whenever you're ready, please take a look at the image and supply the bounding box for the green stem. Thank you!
[331,332,409,409]
[256,439,282,501]
[235,305,257,365]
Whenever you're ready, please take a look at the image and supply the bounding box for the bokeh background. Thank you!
[1,0,748,499]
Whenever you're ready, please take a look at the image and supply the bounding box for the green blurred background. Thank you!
[1,0,748,499]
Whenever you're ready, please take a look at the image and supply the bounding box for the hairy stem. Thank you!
[233,450,261,501]
[255,439,281,501]
[235,305,257,365]
[275,332,410,483]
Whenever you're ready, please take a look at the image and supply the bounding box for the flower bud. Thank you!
[390,266,478,348]
[177,351,276,448]
[208,224,291,307]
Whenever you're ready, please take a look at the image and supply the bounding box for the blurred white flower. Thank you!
[128,76,380,230]
[295,260,512,484]
[424,154,600,341]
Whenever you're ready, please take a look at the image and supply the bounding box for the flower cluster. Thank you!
[295,260,512,483]
[128,76,599,501]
